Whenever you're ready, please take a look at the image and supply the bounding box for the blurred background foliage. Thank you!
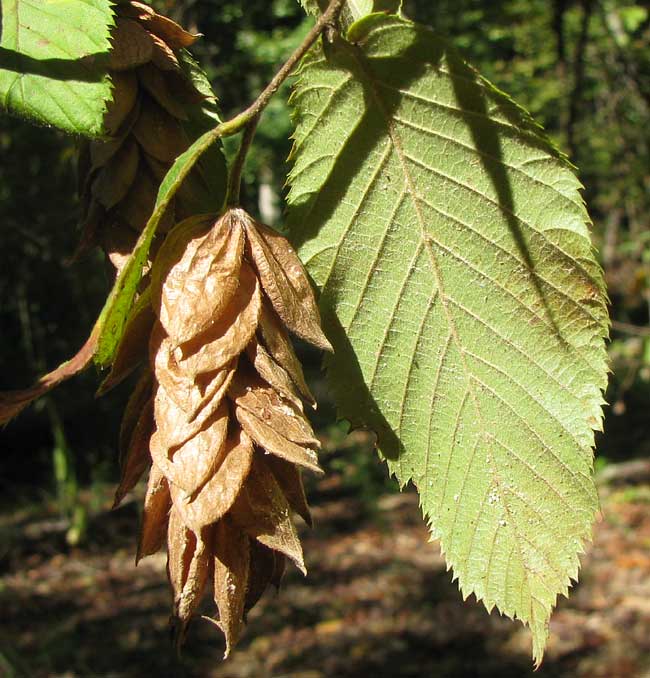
[2,0,650,534]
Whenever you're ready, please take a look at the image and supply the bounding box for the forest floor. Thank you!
[2,447,650,678]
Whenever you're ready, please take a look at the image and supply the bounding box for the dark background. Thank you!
[2,1,650,676]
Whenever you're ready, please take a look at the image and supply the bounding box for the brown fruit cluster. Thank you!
[80,2,332,654]
[112,208,331,655]
[78,0,221,272]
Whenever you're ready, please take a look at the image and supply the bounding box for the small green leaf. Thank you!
[0,0,115,136]
[178,49,221,125]
[287,15,608,665]
[94,128,225,368]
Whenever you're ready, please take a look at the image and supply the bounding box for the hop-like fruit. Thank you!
[77,1,332,655]
[111,208,332,655]
[78,0,224,273]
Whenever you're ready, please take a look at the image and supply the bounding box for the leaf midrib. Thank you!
[341,37,597,475]
[343,37,550,625]
[295,61,602,382]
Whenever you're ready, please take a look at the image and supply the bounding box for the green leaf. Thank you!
[178,49,221,125]
[94,128,225,368]
[0,0,114,136]
[287,14,608,665]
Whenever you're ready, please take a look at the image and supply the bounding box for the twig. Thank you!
[145,0,346,242]
[222,0,345,204]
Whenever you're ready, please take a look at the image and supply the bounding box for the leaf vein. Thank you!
[396,286,438,440]
[322,138,394,301]
[393,113,574,199]
[348,191,410,343]
[404,150,598,287]
[414,193,602,331]
[437,388,471,521]
[365,237,423,391]
[421,331,453,507]
[463,347,583,444]
[447,297,592,412]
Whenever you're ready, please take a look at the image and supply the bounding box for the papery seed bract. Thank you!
[213,517,250,657]
[169,430,254,532]
[229,453,306,574]
[137,462,171,562]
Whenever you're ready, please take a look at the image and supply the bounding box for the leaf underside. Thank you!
[0,0,115,136]
[286,14,608,664]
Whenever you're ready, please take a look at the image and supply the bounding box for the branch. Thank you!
[223,0,346,204]
[552,0,569,66]
[132,0,346,249]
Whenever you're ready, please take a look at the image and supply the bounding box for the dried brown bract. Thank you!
[111,207,331,656]
[82,4,331,656]
[77,0,220,271]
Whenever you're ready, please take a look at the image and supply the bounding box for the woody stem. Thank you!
[223,0,345,205]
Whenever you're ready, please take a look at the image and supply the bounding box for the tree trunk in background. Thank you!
[568,0,595,161]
